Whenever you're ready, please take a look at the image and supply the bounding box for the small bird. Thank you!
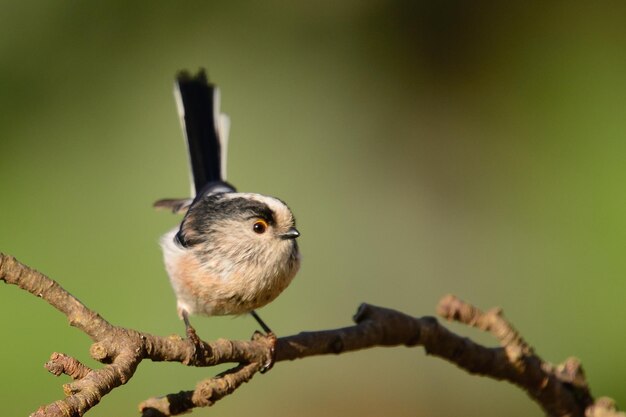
[155,69,301,339]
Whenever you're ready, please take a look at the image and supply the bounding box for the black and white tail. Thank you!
[174,69,231,196]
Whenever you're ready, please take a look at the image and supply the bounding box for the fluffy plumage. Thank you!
[162,193,300,317]
[156,70,301,326]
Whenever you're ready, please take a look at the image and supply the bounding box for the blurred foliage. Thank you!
[1,1,626,416]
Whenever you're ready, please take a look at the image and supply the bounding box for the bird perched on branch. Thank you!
[155,69,301,339]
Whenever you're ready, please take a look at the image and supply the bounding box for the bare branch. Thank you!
[45,353,92,380]
[0,253,622,417]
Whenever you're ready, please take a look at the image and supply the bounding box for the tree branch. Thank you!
[0,253,623,417]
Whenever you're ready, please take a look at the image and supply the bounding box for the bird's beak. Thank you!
[281,227,300,240]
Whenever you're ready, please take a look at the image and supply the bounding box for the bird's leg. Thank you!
[250,310,273,335]
[180,310,212,364]
[250,310,276,373]
[182,309,202,348]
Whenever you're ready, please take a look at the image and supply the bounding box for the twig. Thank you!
[0,253,622,417]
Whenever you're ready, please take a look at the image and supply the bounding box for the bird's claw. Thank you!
[252,331,277,373]
[186,325,202,348]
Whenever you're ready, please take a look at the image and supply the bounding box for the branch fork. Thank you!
[0,253,622,417]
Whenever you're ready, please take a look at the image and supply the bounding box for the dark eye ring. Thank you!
[253,220,268,234]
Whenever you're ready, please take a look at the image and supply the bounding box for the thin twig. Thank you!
[0,253,622,417]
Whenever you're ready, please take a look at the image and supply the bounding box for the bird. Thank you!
[154,69,301,341]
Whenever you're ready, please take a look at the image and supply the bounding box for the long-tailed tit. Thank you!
[155,70,301,338]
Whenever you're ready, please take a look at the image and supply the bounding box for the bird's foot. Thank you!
[186,324,202,347]
[181,310,210,360]
[252,330,277,373]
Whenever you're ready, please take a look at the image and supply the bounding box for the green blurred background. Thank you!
[2,1,626,416]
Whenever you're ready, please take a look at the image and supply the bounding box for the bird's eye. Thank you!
[253,220,268,234]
